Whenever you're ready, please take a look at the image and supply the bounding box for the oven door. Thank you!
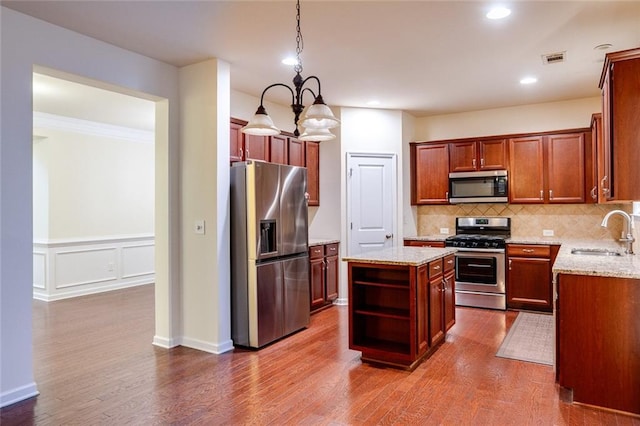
[455,249,505,294]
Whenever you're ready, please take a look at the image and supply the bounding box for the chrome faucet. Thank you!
[601,210,635,255]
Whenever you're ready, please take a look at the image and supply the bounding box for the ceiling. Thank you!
[5,1,640,126]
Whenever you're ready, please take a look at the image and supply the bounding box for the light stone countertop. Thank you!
[506,236,563,245]
[342,246,457,267]
[552,239,640,279]
[308,238,340,247]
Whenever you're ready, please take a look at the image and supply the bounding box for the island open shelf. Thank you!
[344,247,456,370]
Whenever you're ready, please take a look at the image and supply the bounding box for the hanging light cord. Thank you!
[294,0,304,74]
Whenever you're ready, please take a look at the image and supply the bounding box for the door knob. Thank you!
[385,234,393,239]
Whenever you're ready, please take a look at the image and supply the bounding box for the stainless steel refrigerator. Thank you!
[230,161,310,348]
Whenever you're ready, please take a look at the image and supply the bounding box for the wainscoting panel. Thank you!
[121,244,154,279]
[33,235,154,301]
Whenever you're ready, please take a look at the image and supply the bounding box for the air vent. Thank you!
[542,52,566,65]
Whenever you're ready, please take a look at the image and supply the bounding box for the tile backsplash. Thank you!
[417,203,631,240]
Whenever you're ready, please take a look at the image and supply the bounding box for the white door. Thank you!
[347,153,396,256]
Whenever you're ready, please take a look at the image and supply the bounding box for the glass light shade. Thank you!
[241,112,281,136]
[298,103,340,130]
[298,127,336,142]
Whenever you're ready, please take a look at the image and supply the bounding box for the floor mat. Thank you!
[496,312,553,365]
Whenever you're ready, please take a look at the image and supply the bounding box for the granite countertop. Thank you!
[403,235,450,242]
[506,237,563,245]
[309,238,340,247]
[342,246,456,267]
[552,239,640,279]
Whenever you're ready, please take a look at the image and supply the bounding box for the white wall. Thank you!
[32,127,154,239]
[338,107,405,304]
[414,97,600,141]
[179,59,233,354]
[0,7,180,407]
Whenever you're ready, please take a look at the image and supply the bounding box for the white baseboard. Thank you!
[0,382,39,408]
[180,337,235,354]
[33,280,153,302]
[152,335,180,349]
[334,297,349,306]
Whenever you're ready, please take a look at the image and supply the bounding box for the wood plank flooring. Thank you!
[2,284,638,425]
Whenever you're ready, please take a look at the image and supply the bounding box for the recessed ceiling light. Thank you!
[486,6,511,20]
[520,76,538,85]
[281,57,298,66]
[594,43,613,51]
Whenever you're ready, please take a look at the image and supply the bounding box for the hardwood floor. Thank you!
[2,284,638,425]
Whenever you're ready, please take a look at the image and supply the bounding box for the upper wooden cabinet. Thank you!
[305,141,320,206]
[230,119,245,163]
[288,137,305,167]
[449,139,507,172]
[599,48,640,202]
[230,119,320,205]
[509,132,586,204]
[268,135,288,165]
[411,143,449,205]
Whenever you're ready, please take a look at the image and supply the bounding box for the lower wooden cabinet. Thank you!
[309,242,339,313]
[506,244,559,312]
[404,239,446,248]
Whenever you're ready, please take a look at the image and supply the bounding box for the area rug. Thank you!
[496,312,554,366]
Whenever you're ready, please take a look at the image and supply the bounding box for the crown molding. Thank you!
[33,112,154,144]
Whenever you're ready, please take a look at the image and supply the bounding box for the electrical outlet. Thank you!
[440,228,449,235]
[543,229,554,237]
[195,220,205,235]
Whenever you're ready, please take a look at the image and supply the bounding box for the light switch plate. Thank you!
[543,229,554,237]
[440,228,449,234]
[195,220,205,235]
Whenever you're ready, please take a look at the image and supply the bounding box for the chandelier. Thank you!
[241,0,340,142]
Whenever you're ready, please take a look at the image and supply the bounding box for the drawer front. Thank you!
[309,245,324,259]
[507,244,550,258]
[429,258,443,277]
[325,243,339,257]
[443,254,455,272]
[404,240,445,248]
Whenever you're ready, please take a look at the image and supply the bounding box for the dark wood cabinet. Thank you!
[230,119,320,205]
[506,244,559,312]
[508,132,586,204]
[269,135,288,165]
[410,143,449,205]
[230,119,245,163]
[309,242,339,313]
[348,252,454,370]
[598,47,640,202]
[557,273,640,415]
[288,137,305,167]
[443,254,455,331]
[587,113,600,203]
[404,240,446,248]
[305,141,320,206]
[449,139,507,172]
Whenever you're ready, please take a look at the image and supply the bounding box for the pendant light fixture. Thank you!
[241,0,339,142]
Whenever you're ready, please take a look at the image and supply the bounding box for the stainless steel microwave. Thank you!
[448,170,508,203]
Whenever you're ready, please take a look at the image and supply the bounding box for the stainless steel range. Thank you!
[445,217,510,310]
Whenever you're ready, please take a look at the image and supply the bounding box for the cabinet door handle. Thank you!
[549,189,553,200]
[540,190,544,200]
[590,186,597,200]
[601,176,610,195]
[433,265,441,270]
[441,278,446,292]
[447,259,454,265]
[480,158,485,167]
[445,191,449,199]
[522,248,535,253]
[472,158,476,168]
[509,259,512,270]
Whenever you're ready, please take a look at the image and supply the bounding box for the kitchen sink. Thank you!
[570,248,622,256]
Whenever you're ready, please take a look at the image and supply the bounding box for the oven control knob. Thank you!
[472,242,478,247]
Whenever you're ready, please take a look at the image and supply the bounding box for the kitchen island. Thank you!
[343,246,456,370]
[552,241,640,416]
